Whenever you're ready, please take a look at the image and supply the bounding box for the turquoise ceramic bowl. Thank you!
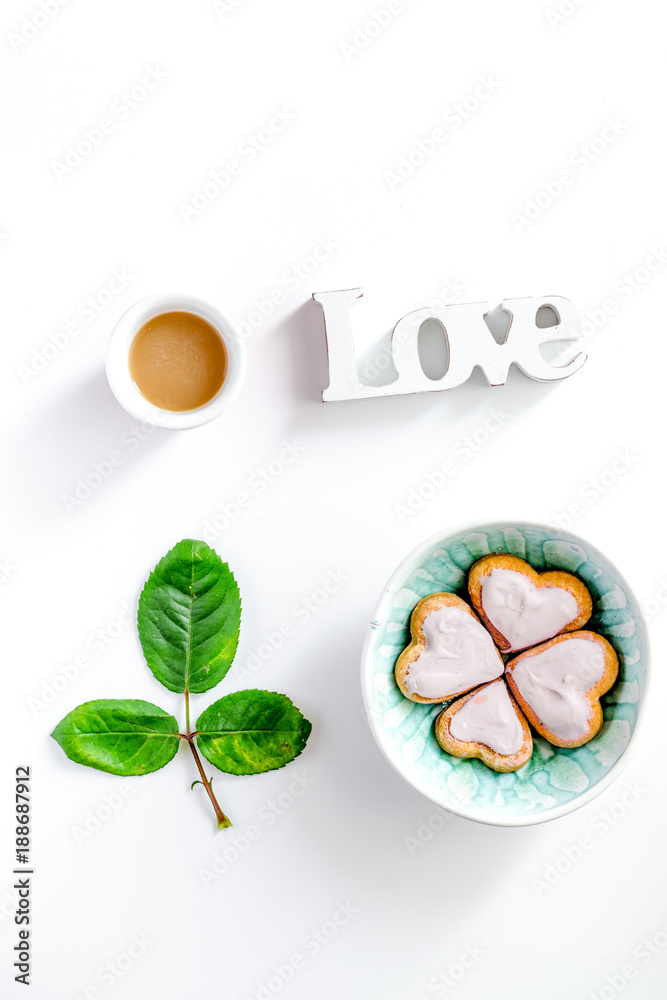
[361,522,649,826]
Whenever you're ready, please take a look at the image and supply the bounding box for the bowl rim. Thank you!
[360,519,650,827]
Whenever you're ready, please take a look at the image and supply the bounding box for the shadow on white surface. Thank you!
[3,368,172,525]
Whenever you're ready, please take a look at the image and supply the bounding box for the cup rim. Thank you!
[106,293,247,429]
[360,520,650,827]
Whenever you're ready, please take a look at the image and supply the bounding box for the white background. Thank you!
[1,1,667,997]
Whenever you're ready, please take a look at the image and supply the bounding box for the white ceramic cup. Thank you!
[106,294,246,429]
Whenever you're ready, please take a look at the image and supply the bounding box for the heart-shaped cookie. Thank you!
[505,630,619,748]
[395,593,504,704]
[468,554,592,653]
[435,678,533,772]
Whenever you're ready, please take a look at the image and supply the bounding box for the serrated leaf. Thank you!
[137,539,241,693]
[195,691,312,776]
[51,700,180,776]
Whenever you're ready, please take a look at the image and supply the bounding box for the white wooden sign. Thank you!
[312,289,586,402]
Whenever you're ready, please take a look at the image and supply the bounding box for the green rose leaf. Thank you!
[137,539,241,693]
[195,691,312,776]
[51,700,180,776]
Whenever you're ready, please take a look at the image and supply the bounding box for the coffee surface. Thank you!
[129,311,228,411]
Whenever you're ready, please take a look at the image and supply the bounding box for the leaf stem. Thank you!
[184,690,231,830]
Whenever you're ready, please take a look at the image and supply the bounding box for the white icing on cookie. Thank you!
[481,568,579,651]
[509,638,606,741]
[449,680,524,755]
[406,605,503,699]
